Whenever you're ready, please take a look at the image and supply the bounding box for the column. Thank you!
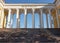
[39,13,41,28]
[2,9,4,28]
[0,10,2,28]
[4,16,6,28]
[16,8,20,28]
[10,14,13,28]
[40,9,44,28]
[49,9,52,28]
[56,9,59,28]
[24,8,27,28]
[32,9,35,28]
[7,9,11,28]
[46,14,49,28]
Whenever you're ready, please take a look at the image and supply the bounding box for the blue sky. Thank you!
[6,0,54,28]
[5,0,54,4]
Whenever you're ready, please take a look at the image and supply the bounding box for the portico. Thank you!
[3,8,58,28]
[0,0,60,28]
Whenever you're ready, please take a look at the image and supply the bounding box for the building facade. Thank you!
[0,0,60,28]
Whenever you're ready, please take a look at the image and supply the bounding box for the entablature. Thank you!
[3,4,55,9]
[0,0,57,8]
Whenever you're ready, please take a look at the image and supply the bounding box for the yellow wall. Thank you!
[57,6,60,28]
[0,6,3,28]
[51,9,58,28]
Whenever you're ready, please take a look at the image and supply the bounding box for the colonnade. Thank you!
[3,8,59,28]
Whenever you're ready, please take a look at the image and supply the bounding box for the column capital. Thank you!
[16,8,19,18]
[32,8,35,15]
[24,8,27,15]
[32,8,35,11]
[40,8,43,14]
[16,8,19,11]
[8,8,11,14]
[8,8,11,10]
[16,8,19,10]
[48,8,51,11]
[48,8,51,12]
[40,8,43,10]
[16,8,19,12]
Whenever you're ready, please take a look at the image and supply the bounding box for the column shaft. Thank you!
[39,14,41,28]
[16,9,20,28]
[2,9,4,28]
[11,14,13,28]
[7,9,11,28]
[40,9,44,28]
[49,9,52,28]
[24,9,27,28]
[4,16,6,28]
[32,9,35,28]
[46,14,49,28]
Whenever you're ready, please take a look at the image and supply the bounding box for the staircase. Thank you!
[0,29,59,43]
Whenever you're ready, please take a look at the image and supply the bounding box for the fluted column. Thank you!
[49,9,52,28]
[24,8,27,28]
[16,8,20,28]
[7,9,11,28]
[40,9,44,28]
[32,9,35,28]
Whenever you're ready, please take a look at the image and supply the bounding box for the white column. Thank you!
[24,8,27,28]
[46,14,49,28]
[39,14,41,28]
[40,9,44,28]
[16,8,20,28]
[7,9,11,28]
[32,9,35,28]
[49,9,52,28]
[56,9,59,28]
[10,14,13,28]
